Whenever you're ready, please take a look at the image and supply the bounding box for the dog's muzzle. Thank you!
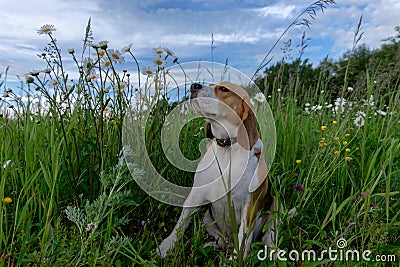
[190,83,203,99]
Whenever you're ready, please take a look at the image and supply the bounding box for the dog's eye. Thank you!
[218,86,230,92]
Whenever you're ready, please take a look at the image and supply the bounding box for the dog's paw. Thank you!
[156,237,174,258]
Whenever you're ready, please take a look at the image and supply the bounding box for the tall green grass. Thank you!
[1,10,399,267]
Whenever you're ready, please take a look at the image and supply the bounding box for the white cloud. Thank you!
[0,0,399,84]
[253,5,296,19]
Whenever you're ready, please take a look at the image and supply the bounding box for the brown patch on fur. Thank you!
[214,81,259,150]
[237,102,259,150]
[246,151,272,226]
[246,176,272,228]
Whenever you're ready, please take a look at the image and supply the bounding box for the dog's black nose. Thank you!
[190,83,203,99]
[190,83,202,92]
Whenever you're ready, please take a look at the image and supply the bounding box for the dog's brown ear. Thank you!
[237,100,259,150]
[205,121,214,139]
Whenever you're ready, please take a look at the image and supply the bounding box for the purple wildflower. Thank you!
[294,183,304,192]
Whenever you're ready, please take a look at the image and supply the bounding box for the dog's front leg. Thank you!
[236,203,253,259]
[157,206,196,258]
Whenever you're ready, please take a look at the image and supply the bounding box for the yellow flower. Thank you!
[333,120,338,125]
[321,126,327,131]
[2,197,12,204]
[334,150,340,155]
[321,137,326,141]
[344,156,352,162]
[334,137,340,141]
[345,133,351,137]
[345,148,351,152]
[296,160,302,164]
[319,141,326,148]
[343,141,348,145]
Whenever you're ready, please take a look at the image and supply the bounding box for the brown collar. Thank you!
[215,137,237,147]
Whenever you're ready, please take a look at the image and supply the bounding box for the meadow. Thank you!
[1,5,400,267]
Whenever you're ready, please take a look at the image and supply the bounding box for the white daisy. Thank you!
[375,110,387,116]
[347,86,354,92]
[49,79,59,87]
[334,97,347,107]
[37,24,57,35]
[108,49,125,63]
[163,47,175,56]
[153,56,166,68]
[82,57,94,73]
[87,69,98,81]
[354,116,365,127]
[101,58,112,69]
[28,70,40,76]
[254,93,266,103]
[141,66,155,76]
[115,81,128,91]
[98,40,109,50]
[121,43,133,53]
[152,46,164,55]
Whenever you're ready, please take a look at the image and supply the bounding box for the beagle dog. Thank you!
[157,81,278,258]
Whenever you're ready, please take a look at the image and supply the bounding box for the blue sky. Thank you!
[1,0,400,84]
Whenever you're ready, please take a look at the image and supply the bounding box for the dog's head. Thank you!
[190,81,259,150]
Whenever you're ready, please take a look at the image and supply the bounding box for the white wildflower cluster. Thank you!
[141,46,177,76]
[304,93,392,128]
[78,41,133,82]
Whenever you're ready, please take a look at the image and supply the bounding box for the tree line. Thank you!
[255,26,400,102]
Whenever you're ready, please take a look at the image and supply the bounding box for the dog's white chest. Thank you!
[194,143,256,187]
[193,142,259,224]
